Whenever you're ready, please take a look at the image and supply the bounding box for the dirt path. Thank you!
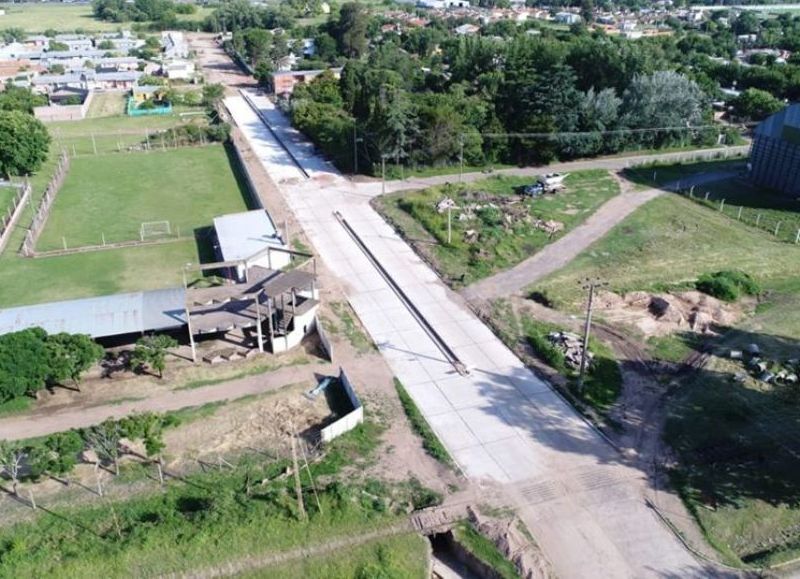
[0,362,333,441]
[461,171,737,303]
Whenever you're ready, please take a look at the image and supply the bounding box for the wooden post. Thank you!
[756,213,762,227]
[28,489,36,510]
[185,301,197,363]
[795,228,800,244]
[254,293,264,353]
[719,199,725,212]
[775,221,782,236]
[737,206,743,220]
[290,424,306,522]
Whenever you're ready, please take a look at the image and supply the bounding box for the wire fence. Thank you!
[20,152,70,257]
[677,186,800,245]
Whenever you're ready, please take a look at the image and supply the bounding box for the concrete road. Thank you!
[224,93,726,578]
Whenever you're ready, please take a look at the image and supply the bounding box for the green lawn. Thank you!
[242,534,429,578]
[531,181,800,567]
[534,194,800,310]
[86,92,127,118]
[666,342,800,567]
[37,145,250,250]
[0,3,213,32]
[48,112,208,157]
[0,113,247,306]
[374,170,620,287]
[0,183,20,216]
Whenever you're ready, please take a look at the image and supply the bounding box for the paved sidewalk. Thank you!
[224,94,720,578]
[0,363,331,441]
[462,171,737,303]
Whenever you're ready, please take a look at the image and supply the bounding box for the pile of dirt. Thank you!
[594,290,742,338]
[469,507,555,579]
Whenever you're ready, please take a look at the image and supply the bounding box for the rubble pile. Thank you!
[731,344,800,386]
[547,331,592,369]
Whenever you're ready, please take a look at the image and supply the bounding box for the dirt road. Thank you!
[461,171,738,303]
[0,363,333,441]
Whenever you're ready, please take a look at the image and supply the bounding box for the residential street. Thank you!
[223,92,733,578]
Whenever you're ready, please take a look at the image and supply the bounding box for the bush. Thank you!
[696,270,760,302]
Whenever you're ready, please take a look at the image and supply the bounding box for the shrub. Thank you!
[696,270,760,302]
[526,332,566,372]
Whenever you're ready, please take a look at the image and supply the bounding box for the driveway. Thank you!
[223,93,726,578]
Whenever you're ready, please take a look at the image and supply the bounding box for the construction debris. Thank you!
[548,331,592,369]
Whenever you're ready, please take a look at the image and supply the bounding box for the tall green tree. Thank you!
[335,2,369,59]
[0,111,50,177]
[46,333,104,390]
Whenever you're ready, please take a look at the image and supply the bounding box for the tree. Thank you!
[732,88,784,121]
[0,111,51,177]
[28,431,84,481]
[0,442,25,495]
[45,333,104,390]
[97,39,115,50]
[202,83,225,108]
[47,41,69,52]
[0,328,51,402]
[0,84,48,114]
[1,28,25,43]
[335,2,369,59]
[130,334,178,378]
[621,71,707,148]
[86,420,122,475]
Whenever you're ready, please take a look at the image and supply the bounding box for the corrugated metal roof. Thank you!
[755,104,800,140]
[213,210,284,263]
[0,288,186,338]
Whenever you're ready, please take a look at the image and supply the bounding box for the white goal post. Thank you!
[140,220,171,241]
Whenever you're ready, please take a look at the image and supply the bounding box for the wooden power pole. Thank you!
[578,278,606,390]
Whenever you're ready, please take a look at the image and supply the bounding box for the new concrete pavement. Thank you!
[224,93,727,578]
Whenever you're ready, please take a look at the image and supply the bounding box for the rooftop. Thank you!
[0,288,186,338]
[755,104,800,144]
[213,210,284,263]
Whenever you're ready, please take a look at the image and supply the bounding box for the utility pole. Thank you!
[459,136,464,183]
[381,154,387,195]
[447,205,455,245]
[578,278,606,390]
[352,124,362,176]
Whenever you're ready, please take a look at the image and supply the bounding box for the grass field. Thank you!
[37,145,250,250]
[243,534,429,578]
[375,170,619,287]
[86,92,126,118]
[0,2,213,32]
[48,112,209,156]
[0,424,439,577]
[0,182,20,216]
[534,194,800,309]
[532,183,800,566]
[0,113,243,307]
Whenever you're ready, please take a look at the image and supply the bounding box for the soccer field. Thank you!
[36,145,251,251]
[0,3,213,33]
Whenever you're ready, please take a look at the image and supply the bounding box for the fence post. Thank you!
[795,228,800,244]
[704,191,710,200]
[62,236,67,251]
[737,206,742,220]
[719,199,725,212]
[775,222,782,236]
[756,213,762,227]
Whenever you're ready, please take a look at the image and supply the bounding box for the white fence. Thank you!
[0,181,32,254]
[320,368,363,443]
[33,90,95,122]
[21,152,70,257]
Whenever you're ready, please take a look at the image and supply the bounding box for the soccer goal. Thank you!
[140,220,171,241]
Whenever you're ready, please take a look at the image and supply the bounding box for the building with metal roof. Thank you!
[0,288,186,339]
[749,103,800,197]
[213,210,291,279]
